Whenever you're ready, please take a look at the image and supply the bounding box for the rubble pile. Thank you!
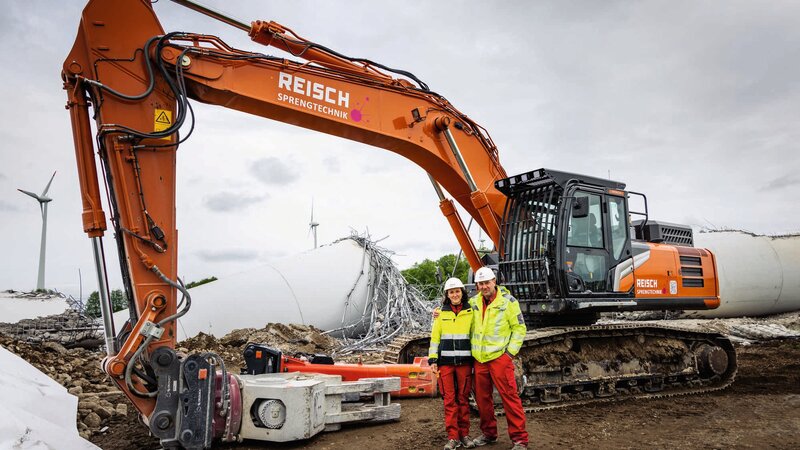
[605,310,800,342]
[0,309,101,347]
[0,322,366,443]
[178,323,345,371]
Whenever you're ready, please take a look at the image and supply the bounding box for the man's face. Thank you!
[476,278,496,298]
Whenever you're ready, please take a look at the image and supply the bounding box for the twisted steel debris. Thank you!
[325,233,437,355]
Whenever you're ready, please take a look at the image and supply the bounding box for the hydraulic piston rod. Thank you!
[432,116,502,247]
[92,237,117,355]
[169,0,250,31]
[427,174,482,270]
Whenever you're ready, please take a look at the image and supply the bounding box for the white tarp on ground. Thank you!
[0,346,97,449]
[0,292,70,323]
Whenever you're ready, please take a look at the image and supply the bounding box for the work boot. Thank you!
[460,436,476,448]
[443,438,461,450]
[509,442,527,450]
[472,435,498,446]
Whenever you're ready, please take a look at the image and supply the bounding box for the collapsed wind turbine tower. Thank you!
[18,171,56,291]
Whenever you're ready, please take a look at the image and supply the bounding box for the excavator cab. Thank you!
[496,168,638,325]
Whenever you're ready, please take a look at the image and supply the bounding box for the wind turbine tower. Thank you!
[18,171,56,291]
[308,198,319,249]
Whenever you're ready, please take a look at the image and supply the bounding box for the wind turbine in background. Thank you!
[18,171,56,291]
[308,198,319,249]
[478,228,487,252]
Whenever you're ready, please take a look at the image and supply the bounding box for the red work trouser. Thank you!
[473,353,528,445]
[438,364,472,440]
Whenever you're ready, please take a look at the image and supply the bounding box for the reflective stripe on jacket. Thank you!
[428,303,473,366]
[468,285,527,363]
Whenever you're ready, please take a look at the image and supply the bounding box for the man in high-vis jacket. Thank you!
[469,267,528,450]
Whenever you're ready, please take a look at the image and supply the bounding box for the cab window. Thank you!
[567,192,603,249]
[608,196,628,260]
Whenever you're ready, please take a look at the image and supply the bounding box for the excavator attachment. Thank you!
[147,347,400,447]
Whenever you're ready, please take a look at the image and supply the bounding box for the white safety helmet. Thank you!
[474,267,496,283]
[444,277,465,291]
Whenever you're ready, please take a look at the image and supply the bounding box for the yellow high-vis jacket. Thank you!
[428,302,474,366]
[468,285,527,363]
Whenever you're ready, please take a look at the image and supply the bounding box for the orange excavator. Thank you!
[63,0,736,447]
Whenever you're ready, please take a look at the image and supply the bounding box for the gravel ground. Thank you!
[3,325,799,449]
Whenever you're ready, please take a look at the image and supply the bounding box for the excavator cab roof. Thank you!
[495,168,626,196]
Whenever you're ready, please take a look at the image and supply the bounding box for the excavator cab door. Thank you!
[564,190,609,293]
[562,188,632,296]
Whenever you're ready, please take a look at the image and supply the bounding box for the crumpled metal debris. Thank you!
[325,233,436,355]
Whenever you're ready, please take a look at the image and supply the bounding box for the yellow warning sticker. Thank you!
[154,109,172,132]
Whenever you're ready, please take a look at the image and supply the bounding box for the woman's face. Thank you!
[447,288,462,305]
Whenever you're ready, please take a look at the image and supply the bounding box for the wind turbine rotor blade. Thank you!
[41,171,57,197]
[17,188,41,200]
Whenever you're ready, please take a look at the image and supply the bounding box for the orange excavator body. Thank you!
[62,0,732,440]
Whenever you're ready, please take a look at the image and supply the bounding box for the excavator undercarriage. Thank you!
[386,323,736,412]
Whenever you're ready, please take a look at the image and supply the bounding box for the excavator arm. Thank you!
[62,0,508,437]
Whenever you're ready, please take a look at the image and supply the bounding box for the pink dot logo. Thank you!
[351,97,369,122]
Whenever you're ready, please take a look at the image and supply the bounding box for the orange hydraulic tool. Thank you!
[241,344,437,398]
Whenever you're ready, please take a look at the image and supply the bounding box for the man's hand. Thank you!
[432,308,441,319]
[431,363,439,377]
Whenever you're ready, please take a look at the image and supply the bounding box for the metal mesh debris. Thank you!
[326,233,437,355]
[0,309,101,347]
[0,290,101,347]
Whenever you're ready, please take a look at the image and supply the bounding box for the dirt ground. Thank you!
[4,322,799,450]
[84,339,800,450]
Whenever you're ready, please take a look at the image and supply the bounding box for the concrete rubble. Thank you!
[606,310,800,342]
[0,321,388,443]
[0,309,101,347]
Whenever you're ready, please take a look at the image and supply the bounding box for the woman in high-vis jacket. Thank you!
[428,277,476,450]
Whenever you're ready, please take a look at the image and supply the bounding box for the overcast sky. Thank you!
[1,1,798,298]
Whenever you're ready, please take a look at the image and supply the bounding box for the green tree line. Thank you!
[401,254,469,300]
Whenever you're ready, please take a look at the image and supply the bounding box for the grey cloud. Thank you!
[360,162,394,174]
[203,191,268,212]
[322,156,341,173]
[0,200,20,211]
[196,249,258,262]
[0,173,7,180]
[761,174,800,191]
[250,157,299,185]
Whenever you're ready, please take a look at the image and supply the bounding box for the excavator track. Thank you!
[383,333,431,364]
[388,323,737,413]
